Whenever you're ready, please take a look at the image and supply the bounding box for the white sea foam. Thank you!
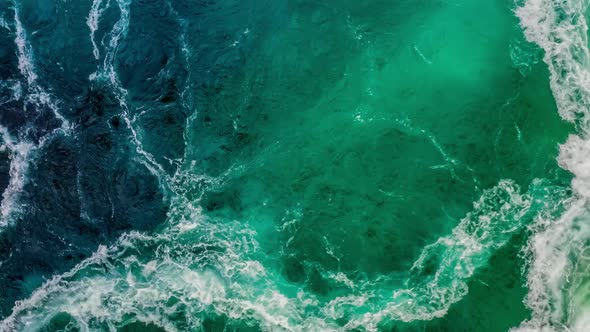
[0,127,33,228]
[514,0,590,330]
[0,199,325,331]
[516,0,590,123]
[0,178,538,331]
[87,0,109,60]
[14,4,70,129]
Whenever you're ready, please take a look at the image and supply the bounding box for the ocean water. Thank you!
[0,0,588,331]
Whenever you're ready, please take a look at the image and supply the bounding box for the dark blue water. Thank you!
[0,0,186,317]
[0,0,286,321]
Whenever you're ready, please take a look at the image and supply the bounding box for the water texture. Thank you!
[0,0,587,331]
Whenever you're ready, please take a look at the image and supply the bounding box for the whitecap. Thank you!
[514,0,590,330]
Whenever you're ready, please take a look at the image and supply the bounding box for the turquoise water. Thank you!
[0,0,589,331]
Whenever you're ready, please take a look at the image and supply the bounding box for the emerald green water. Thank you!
[0,0,585,330]
[183,2,572,328]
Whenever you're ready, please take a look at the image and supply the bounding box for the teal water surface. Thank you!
[0,0,589,331]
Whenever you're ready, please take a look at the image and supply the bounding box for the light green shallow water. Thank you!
[2,0,589,331]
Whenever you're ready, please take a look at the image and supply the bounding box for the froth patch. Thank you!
[516,0,590,123]
[514,0,590,330]
[559,135,590,197]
